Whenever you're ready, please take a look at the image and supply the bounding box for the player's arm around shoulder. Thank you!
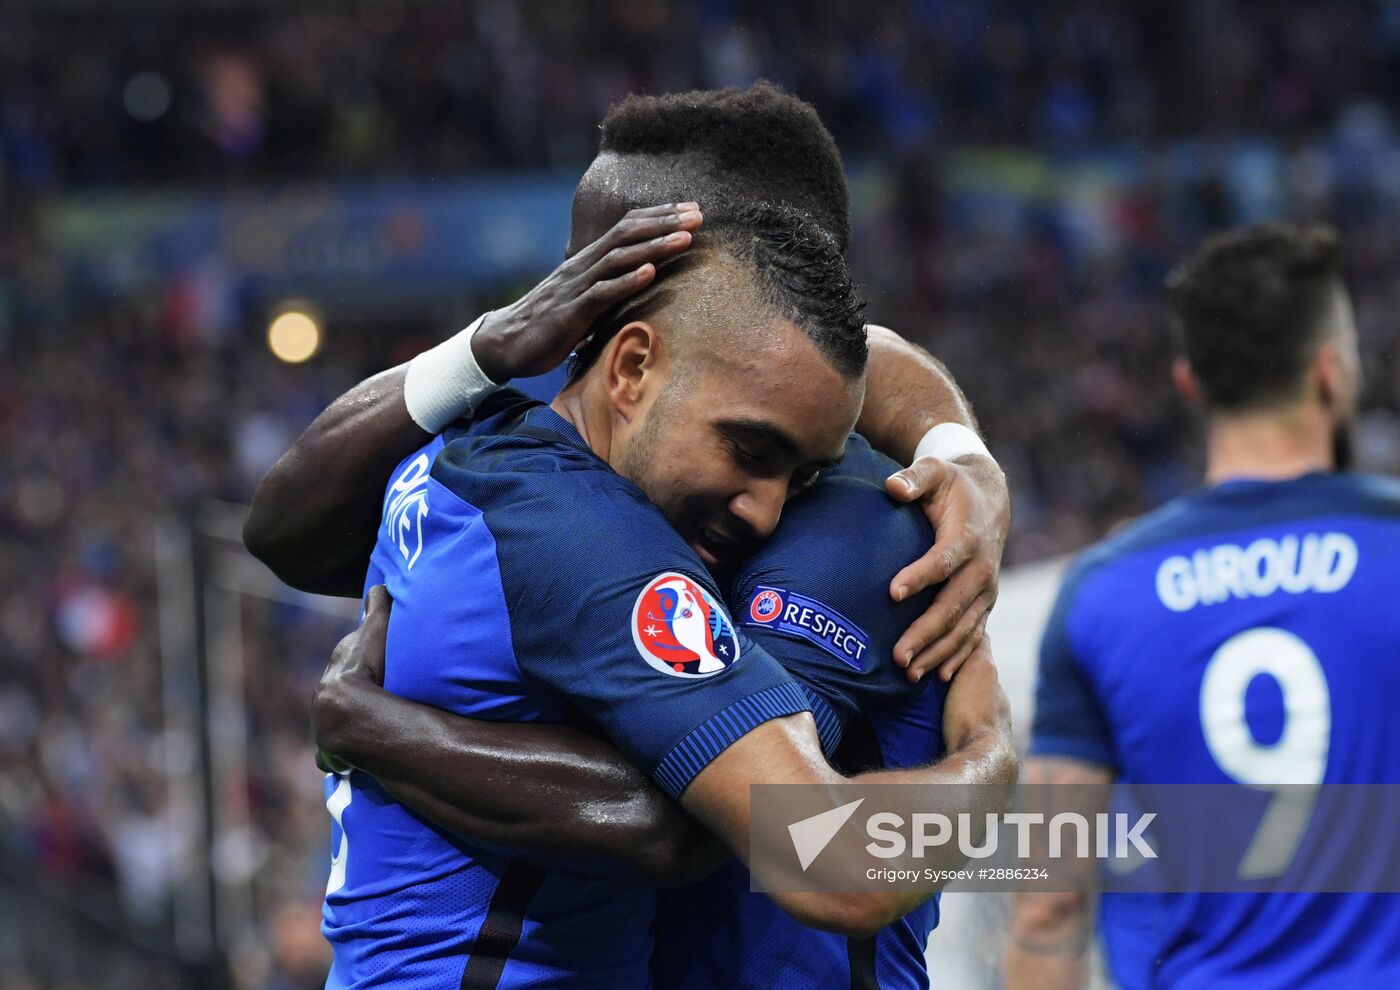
[1003,756,1113,990]
[858,323,1012,683]
[679,640,1018,938]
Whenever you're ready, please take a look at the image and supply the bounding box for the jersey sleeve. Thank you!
[1028,569,1117,769]
[728,471,943,757]
[485,480,810,800]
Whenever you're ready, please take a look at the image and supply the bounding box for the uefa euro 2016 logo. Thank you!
[631,572,741,678]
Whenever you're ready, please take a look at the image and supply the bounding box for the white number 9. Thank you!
[1199,627,1330,878]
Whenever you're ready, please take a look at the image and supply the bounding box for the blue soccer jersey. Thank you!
[1030,472,1400,989]
[652,434,949,990]
[322,391,812,989]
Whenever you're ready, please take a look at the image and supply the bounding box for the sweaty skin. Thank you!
[245,212,1008,677]
[293,213,1017,936]
[314,588,1017,914]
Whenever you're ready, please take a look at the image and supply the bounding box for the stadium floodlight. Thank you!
[267,307,323,364]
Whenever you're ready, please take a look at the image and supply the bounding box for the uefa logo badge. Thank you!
[632,572,741,678]
[749,588,784,624]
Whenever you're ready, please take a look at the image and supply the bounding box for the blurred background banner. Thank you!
[51,176,577,297]
[44,137,1400,298]
[2,1,1400,988]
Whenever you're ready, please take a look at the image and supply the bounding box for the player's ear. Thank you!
[1172,358,1202,407]
[603,321,664,420]
[1314,340,1344,410]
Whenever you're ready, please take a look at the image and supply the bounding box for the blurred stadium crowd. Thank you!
[5,1,1399,180]
[3,2,1400,987]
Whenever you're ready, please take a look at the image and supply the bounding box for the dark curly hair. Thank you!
[585,81,850,250]
[718,202,866,377]
[569,202,866,381]
[1166,222,1344,412]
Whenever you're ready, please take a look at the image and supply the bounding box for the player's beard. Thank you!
[615,382,675,504]
[616,382,743,574]
[616,380,703,539]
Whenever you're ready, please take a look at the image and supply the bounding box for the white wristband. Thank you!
[912,422,993,465]
[403,314,501,433]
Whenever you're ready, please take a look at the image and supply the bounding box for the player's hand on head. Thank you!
[885,454,1010,683]
[470,203,703,382]
[313,585,394,772]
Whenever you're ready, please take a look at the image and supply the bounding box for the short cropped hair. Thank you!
[569,202,866,381]
[590,82,850,250]
[1166,222,1344,412]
